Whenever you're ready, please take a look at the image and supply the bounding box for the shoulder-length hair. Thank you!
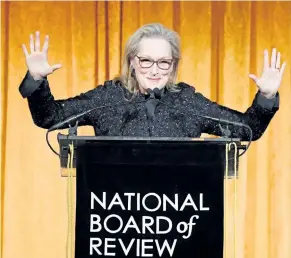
[114,23,181,94]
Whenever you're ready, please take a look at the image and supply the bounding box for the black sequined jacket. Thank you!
[19,71,279,140]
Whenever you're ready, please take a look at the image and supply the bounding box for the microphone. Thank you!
[49,87,249,134]
[46,97,148,157]
[144,88,163,136]
[151,92,252,157]
[47,99,147,132]
[199,114,248,128]
[146,88,248,130]
[47,87,252,157]
[48,107,94,132]
[146,88,162,99]
[49,88,163,132]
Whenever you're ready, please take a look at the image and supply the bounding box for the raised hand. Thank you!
[22,31,62,81]
[249,48,286,98]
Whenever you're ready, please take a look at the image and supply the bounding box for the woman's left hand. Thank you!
[249,48,286,98]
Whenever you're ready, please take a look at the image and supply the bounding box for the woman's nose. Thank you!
[151,63,159,74]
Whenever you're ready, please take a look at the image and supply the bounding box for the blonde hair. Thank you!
[114,23,181,94]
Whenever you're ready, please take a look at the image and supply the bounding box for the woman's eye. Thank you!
[160,60,170,64]
[141,59,151,62]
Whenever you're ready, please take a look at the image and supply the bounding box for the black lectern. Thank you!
[58,135,245,258]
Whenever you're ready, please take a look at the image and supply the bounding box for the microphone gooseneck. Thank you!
[46,98,149,157]
[46,87,252,158]
[154,94,252,157]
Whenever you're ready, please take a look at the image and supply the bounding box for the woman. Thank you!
[19,23,285,140]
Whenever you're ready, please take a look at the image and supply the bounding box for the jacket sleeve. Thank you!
[184,85,279,141]
[19,71,106,130]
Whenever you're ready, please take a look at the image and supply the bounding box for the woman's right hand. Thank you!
[22,31,62,81]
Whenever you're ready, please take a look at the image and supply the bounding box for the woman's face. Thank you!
[131,38,174,93]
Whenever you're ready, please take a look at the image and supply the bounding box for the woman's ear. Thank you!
[130,58,134,69]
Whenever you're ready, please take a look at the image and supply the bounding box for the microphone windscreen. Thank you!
[146,88,153,94]
[153,88,162,99]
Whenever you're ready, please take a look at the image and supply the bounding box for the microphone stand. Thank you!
[68,121,79,136]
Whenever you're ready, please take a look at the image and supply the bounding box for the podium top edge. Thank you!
[57,134,242,143]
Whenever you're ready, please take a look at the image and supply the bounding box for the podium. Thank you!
[58,135,245,258]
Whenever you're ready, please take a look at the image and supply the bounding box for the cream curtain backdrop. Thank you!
[1,1,291,258]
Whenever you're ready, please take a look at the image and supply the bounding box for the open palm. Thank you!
[249,48,286,98]
[22,31,62,80]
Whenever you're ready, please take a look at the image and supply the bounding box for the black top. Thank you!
[19,71,279,140]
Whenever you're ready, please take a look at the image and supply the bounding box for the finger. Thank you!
[276,52,281,69]
[263,49,269,70]
[271,48,276,69]
[51,64,62,71]
[35,31,40,52]
[30,34,34,53]
[249,74,257,83]
[42,35,49,55]
[22,44,29,58]
[280,62,286,77]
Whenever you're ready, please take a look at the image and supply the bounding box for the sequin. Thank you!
[19,71,279,141]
